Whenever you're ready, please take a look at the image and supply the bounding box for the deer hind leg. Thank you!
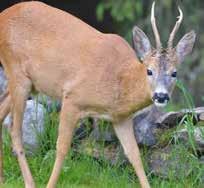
[9,77,35,188]
[0,90,11,183]
[46,97,80,188]
[113,119,150,188]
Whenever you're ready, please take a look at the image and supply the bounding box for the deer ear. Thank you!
[132,26,152,61]
[176,30,196,63]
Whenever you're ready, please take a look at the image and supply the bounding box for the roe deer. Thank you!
[0,1,196,188]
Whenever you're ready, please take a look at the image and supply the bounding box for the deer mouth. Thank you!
[153,99,168,107]
[152,91,170,107]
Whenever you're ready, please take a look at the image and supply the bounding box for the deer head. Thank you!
[132,1,196,107]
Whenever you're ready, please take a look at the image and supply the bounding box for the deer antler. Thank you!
[151,1,162,49]
[168,6,183,49]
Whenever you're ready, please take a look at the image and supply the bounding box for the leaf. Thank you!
[96,3,105,21]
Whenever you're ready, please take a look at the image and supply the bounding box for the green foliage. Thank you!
[37,110,59,155]
[97,0,142,22]
[96,0,144,41]
[176,80,195,109]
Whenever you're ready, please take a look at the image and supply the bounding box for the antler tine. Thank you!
[168,6,183,49]
[151,1,162,49]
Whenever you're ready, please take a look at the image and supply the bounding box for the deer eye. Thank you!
[171,71,177,78]
[147,69,153,76]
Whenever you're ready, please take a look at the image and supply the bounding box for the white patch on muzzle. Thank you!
[154,100,168,107]
[154,85,168,94]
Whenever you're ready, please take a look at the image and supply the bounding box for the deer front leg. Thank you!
[113,119,150,188]
[10,82,35,188]
[46,98,80,188]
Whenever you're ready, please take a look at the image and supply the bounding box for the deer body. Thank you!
[0,2,151,121]
[0,1,196,188]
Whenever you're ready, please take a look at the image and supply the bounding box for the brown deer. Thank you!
[0,1,196,188]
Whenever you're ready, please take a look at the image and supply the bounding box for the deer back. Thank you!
[0,2,151,121]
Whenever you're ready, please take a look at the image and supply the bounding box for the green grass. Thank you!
[1,82,204,188]
[1,139,204,188]
[2,136,141,188]
[1,110,204,188]
[2,140,204,188]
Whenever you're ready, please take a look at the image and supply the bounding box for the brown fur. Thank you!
[0,2,152,188]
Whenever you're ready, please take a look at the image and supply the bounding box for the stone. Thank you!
[78,139,127,165]
[174,127,204,152]
[200,156,204,163]
[133,106,204,147]
[148,146,191,179]
[74,117,94,140]
[156,107,204,128]
[133,105,164,146]
[3,99,45,154]
[200,113,204,121]
[134,119,157,146]
[74,118,125,165]
[75,118,116,142]
[89,119,116,142]
[0,66,7,95]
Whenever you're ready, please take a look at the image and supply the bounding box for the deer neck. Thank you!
[115,59,152,119]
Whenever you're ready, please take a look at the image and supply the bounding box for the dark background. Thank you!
[0,0,114,33]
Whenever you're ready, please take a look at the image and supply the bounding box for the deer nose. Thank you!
[152,92,170,103]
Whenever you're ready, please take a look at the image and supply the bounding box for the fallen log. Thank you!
[133,106,204,146]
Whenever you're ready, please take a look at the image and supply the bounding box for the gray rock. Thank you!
[133,106,204,147]
[200,113,204,121]
[133,105,164,146]
[156,107,204,128]
[78,139,127,165]
[134,120,157,146]
[75,118,116,142]
[148,146,191,179]
[74,117,94,140]
[174,127,204,152]
[200,156,204,162]
[0,67,7,95]
[3,99,45,154]
[89,119,116,142]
